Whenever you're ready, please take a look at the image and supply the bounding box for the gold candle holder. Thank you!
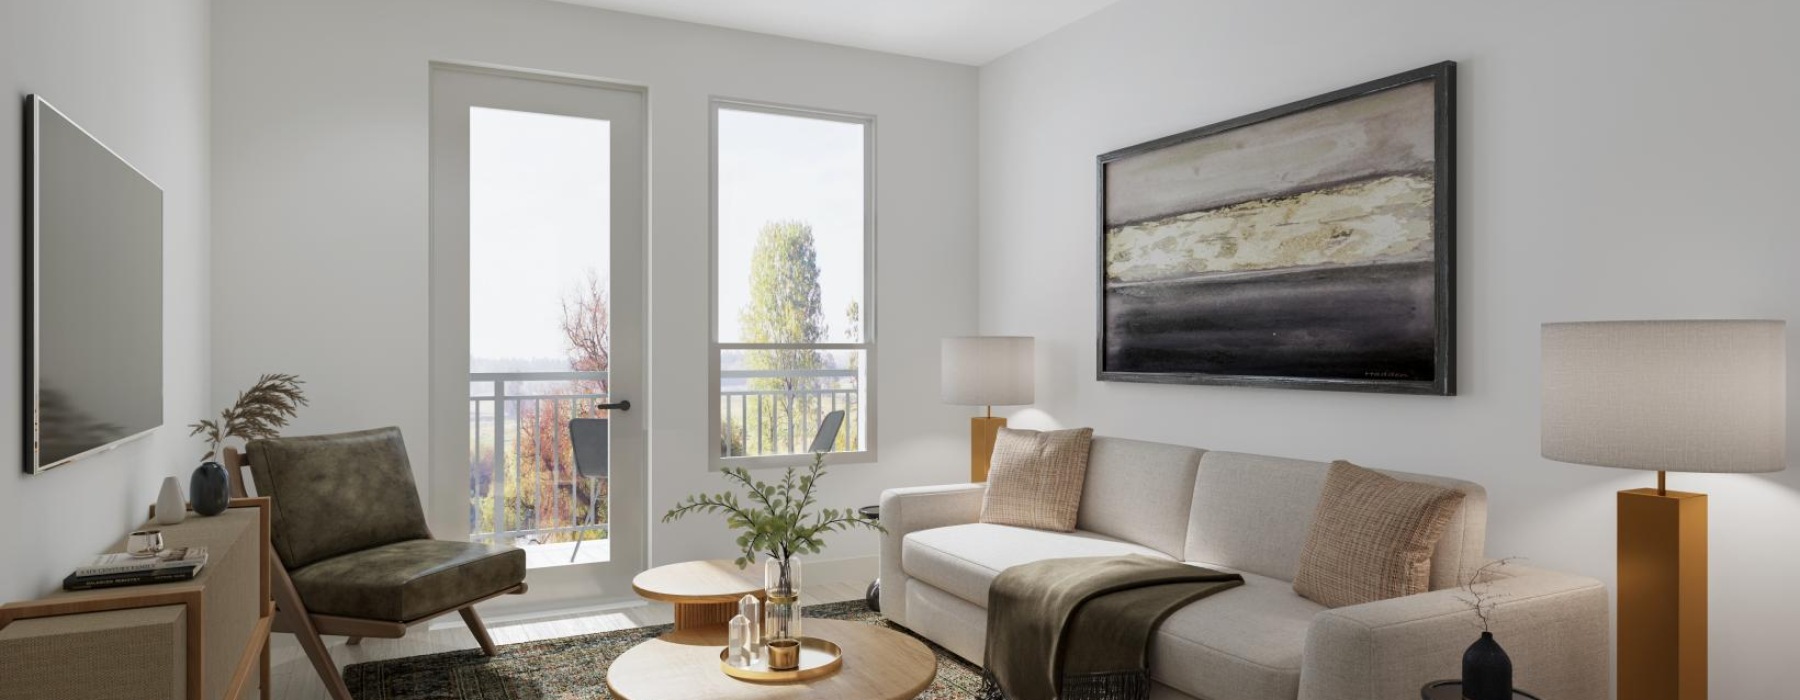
[766,638,801,670]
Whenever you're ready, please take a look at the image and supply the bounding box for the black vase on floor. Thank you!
[1462,631,1513,700]
[190,461,232,516]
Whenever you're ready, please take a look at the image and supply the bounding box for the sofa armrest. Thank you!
[878,483,987,625]
[1300,564,1609,700]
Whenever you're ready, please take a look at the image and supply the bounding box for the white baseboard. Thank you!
[465,554,877,629]
[793,553,879,588]
[269,554,882,647]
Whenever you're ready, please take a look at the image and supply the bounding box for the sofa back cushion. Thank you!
[1076,438,1204,557]
[1184,451,1486,591]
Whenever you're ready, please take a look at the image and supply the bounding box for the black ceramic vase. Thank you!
[1462,631,1513,700]
[190,461,232,516]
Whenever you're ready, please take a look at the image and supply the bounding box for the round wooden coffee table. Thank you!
[632,559,764,631]
[606,618,936,700]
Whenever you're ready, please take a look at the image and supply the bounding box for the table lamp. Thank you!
[941,336,1035,482]
[1541,320,1786,700]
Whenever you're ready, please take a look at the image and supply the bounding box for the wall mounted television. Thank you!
[24,95,164,474]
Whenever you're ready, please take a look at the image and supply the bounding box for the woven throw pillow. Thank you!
[979,427,1095,532]
[1293,460,1466,608]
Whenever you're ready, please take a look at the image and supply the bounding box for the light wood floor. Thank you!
[269,581,868,700]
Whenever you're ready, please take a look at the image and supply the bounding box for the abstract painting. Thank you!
[1097,62,1455,395]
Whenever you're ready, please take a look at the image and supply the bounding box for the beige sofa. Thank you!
[879,437,1609,700]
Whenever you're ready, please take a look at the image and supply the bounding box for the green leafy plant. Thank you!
[662,452,884,568]
[189,373,309,461]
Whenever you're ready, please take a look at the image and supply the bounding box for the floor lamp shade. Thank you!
[941,337,1035,407]
[1542,320,1786,473]
[942,337,1035,482]
[1541,319,1786,700]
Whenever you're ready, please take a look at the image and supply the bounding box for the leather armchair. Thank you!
[226,427,528,700]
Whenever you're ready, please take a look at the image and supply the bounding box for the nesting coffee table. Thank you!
[629,559,765,631]
[607,560,937,700]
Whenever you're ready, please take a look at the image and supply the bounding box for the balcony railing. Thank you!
[469,368,864,559]
[469,371,610,552]
[719,367,861,457]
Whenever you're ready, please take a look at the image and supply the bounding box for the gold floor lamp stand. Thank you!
[1617,482,1707,700]
[970,414,1006,482]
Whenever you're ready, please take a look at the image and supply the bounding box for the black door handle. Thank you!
[597,400,632,412]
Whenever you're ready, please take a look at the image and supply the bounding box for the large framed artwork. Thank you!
[1098,62,1456,395]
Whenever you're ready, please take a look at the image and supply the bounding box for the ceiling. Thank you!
[544,0,1125,65]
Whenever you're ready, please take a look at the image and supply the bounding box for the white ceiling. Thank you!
[544,0,1125,65]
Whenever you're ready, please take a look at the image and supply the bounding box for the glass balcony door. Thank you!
[429,65,646,598]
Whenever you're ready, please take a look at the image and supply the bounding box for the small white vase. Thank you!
[156,476,187,525]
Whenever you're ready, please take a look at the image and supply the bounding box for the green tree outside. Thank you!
[739,220,828,453]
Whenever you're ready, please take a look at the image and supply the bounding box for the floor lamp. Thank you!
[941,336,1035,482]
[1541,320,1787,700]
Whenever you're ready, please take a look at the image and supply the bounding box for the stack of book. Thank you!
[64,547,209,591]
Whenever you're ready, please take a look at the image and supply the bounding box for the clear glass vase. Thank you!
[763,555,803,668]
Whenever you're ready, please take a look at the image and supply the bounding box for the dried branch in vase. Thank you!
[1457,557,1520,632]
[188,373,309,461]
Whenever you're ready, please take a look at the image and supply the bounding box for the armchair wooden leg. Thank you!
[273,565,353,700]
[345,636,362,646]
[460,606,498,657]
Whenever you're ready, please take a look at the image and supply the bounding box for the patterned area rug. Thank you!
[342,601,986,699]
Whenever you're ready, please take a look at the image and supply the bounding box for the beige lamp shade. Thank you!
[941,336,1035,406]
[1541,320,1787,474]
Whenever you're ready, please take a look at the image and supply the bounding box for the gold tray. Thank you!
[718,637,844,682]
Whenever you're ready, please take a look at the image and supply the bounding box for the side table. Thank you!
[859,505,881,612]
[631,560,764,632]
[1421,680,1543,699]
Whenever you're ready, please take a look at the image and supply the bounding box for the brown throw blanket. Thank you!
[977,555,1244,700]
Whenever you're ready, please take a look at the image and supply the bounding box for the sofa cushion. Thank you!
[902,523,1171,606]
[1150,565,1323,700]
[1292,461,1467,608]
[1185,451,1487,590]
[981,427,1094,531]
[288,539,525,621]
[1076,438,1203,557]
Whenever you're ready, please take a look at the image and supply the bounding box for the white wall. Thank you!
[210,0,977,591]
[0,0,212,603]
[979,0,1800,696]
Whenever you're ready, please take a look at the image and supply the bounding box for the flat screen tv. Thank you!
[25,95,163,474]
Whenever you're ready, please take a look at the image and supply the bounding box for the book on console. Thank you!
[63,565,202,591]
[74,546,208,577]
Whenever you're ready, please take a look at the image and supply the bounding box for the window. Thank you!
[712,101,873,467]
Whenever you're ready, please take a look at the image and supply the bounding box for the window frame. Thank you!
[708,98,878,471]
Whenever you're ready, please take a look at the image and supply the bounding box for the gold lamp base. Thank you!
[1618,483,1707,700]
[970,415,1006,482]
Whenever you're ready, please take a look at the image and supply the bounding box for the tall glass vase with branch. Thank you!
[662,452,884,662]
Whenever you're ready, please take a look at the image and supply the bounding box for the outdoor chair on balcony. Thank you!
[568,417,608,562]
[224,427,528,700]
[810,409,846,454]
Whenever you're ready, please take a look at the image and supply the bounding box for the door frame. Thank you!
[427,61,651,605]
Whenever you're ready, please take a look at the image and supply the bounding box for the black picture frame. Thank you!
[1096,61,1456,395]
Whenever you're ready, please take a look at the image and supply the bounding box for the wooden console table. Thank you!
[0,498,274,700]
